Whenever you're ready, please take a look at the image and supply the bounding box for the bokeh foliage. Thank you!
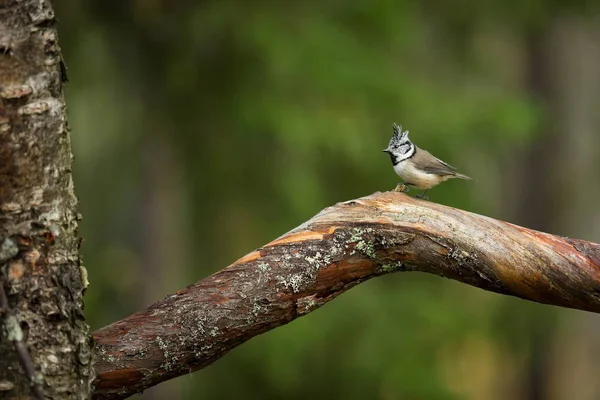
[52,0,599,398]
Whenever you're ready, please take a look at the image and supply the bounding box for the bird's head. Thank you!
[383,123,414,164]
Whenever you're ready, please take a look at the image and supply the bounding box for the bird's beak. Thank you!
[382,149,390,153]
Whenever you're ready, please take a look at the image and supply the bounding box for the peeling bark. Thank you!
[0,1,92,399]
[92,192,600,399]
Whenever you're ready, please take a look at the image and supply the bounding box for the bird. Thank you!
[382,123,471,199]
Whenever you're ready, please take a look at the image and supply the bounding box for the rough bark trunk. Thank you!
[0,1,92,399]
[92,191,600,400]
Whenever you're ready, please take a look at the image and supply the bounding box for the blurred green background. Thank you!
[52,1,600,399]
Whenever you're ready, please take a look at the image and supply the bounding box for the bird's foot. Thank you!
[415,189,429,200]
[393,183,410,193]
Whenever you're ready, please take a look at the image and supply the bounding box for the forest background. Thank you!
[53,1,600,399]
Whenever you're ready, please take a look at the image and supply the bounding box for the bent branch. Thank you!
[92,191,600,399]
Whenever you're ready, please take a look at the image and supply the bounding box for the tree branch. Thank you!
[91,191,600,399]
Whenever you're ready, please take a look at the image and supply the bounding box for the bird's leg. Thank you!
[393,183,410,193]
[415,189,429,200]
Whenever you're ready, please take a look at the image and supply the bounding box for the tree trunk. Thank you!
[0,1,92,399]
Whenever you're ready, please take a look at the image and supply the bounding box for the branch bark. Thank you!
[0,0,92,398]
[92,191,600,399]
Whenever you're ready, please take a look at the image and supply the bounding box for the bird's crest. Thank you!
[387,123,410,149]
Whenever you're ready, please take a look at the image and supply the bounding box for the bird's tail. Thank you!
[454,172,472,180]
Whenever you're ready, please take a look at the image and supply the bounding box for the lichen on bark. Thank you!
[0,0,92,399]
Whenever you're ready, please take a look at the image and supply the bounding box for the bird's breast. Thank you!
[393,161,448,189]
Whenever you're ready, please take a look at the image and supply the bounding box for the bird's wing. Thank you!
[415,149,458,176]
[434,156,457,171]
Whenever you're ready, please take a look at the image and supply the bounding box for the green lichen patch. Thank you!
[296,295,324,315]
[0,237,19,263]
[3,315,24,342]
[257,262,270,273]
[378,262,404,273]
